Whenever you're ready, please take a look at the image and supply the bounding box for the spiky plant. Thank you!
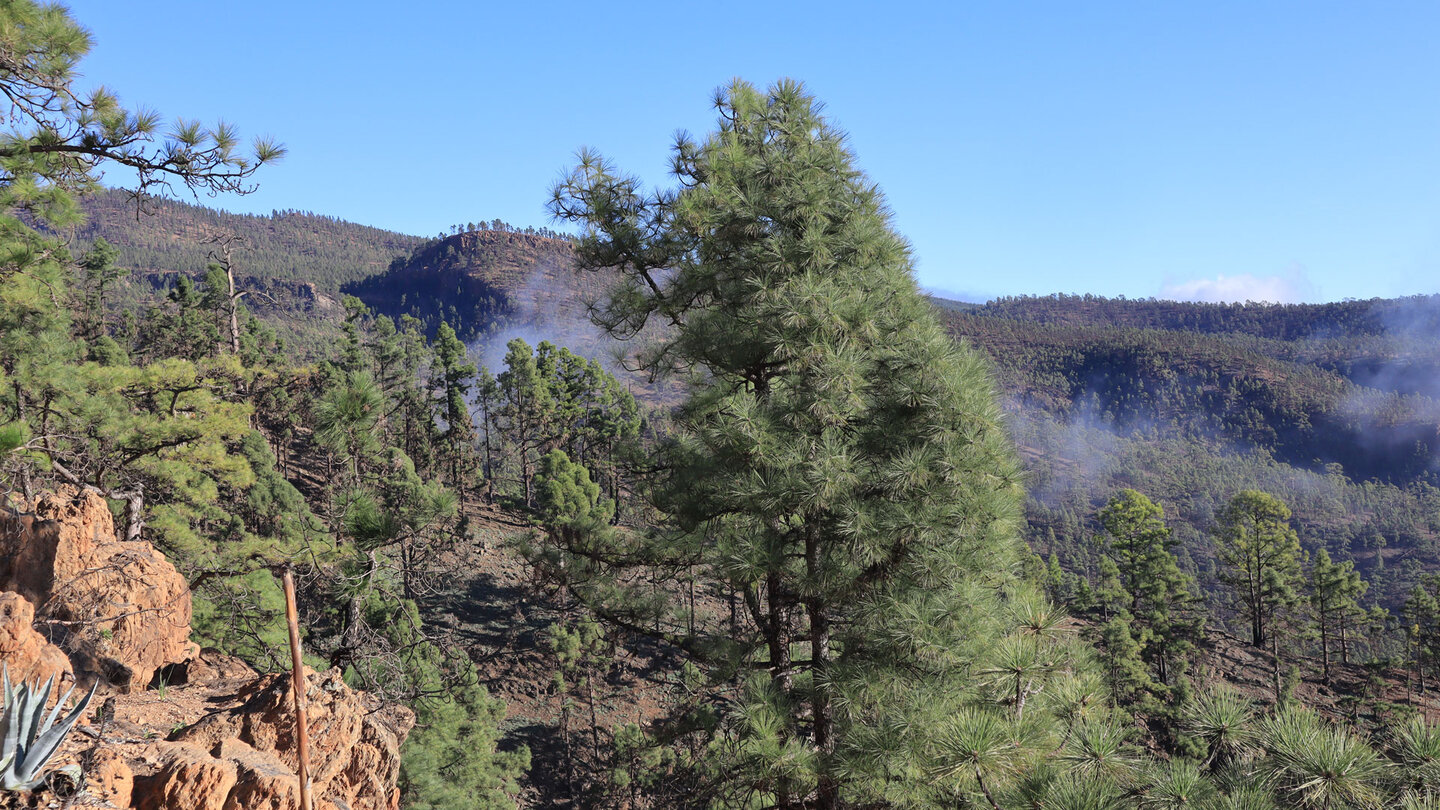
[979,636,1054,720]
[1044,773,1128,810]
[1389,716,1440,795]
[1060,720,1140,788]
[1006,760,1062,810]
[0,668,98,792]
[1009,591,1072,642]
[1204,784,1279,810]
[1040,670,1107,752]
[1254,707,1388,810]
[1399,792,1440,810]
[1184,684,1257,770]
[1140,759,1217,810]
[930,708,1028,810]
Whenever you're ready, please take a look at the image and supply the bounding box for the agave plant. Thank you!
[0,667,97,792]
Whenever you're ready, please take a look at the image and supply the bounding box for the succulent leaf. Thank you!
[0,666,97,793]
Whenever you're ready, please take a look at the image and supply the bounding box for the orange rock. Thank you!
[221,743,303,810]
[0,488,198,691]
[181,648,258,685]
[0,592,72,684]
[87,749,134,809]
[172,668,413,810]
[0,488,110,605]
[134,744,238,810]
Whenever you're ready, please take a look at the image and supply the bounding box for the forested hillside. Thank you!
[10,9,1440,806]
[937,297,1440,618]
[69,186,427,290]
[68,180,1440,618]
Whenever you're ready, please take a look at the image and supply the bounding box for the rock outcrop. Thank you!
[0,592,72,684]
[133,668,413,810]
[87,749,135,809]
[0,488,197,690]
[2,489,413,810]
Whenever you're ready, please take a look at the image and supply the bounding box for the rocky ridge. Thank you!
[0,488,412,810]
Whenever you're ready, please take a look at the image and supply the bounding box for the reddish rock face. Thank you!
[0,488,112,606]
[0,488,198,691]
[2,489,413,810]
[0,591,72,684]
[133,668,414,810]
[135,744,239,810]
[87,749,135,809]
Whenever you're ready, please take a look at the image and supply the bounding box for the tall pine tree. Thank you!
[550,79,1035,810]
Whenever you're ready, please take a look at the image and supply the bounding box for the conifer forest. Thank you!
[2,4,1440,810]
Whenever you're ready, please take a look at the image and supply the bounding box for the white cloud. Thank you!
[1159,267,1317,304]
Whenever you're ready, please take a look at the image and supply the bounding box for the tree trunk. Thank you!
[1319,610,1331,684]
[120,487,144,542]
[806,531,837,810]
[1339,619,1349,665]
[225,264,242,355]
[1271,630,1283,703]
[764,572,792,809]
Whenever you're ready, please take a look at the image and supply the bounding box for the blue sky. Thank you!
[62,1,1440,304]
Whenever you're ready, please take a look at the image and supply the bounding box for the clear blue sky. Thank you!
[62,0,1440,304]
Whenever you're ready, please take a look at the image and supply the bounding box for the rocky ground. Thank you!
[0,489,412,810]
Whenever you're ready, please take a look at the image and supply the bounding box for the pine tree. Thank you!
[1216,490,1304,702]
[1096,489,1200,684]
[1404,582,1440,693]
[495,337,553,507]
[430,322,478,495]
[1309,547,1367,684]
[550,79,1033,809]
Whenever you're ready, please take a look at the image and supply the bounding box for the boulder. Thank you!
[0,488,197,691]
[222,741,304,810]
[0,592,72,684]
[134,744,238,810]
[0,487,112,605]
[137,668,413,810]
[86,749,135,809]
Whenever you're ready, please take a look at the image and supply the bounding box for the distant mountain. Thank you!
[972,292,1440,342]
[342,229,678,386]
[942,306,1440,485]
[70,187,426,292]
[73,191,1440,614]
[346,230,595,340]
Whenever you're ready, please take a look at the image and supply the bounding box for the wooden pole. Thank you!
[282,569,313,810]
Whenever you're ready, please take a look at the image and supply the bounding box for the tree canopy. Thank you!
[550,78,1046,810]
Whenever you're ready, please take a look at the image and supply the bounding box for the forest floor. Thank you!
[425,503,693,808]
[427,503,1440,807]
[1189,627,1440,728]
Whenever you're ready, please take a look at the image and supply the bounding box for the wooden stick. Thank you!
[283,569,313,810]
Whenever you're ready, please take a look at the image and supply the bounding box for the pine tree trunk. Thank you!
[225,265,241,355]
[806,530,837,810]
[1271,630,1283,703]
[764,572,792,808]
[1319,610,1331,684]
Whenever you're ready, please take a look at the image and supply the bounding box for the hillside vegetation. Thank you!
[10,11,1440,806]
